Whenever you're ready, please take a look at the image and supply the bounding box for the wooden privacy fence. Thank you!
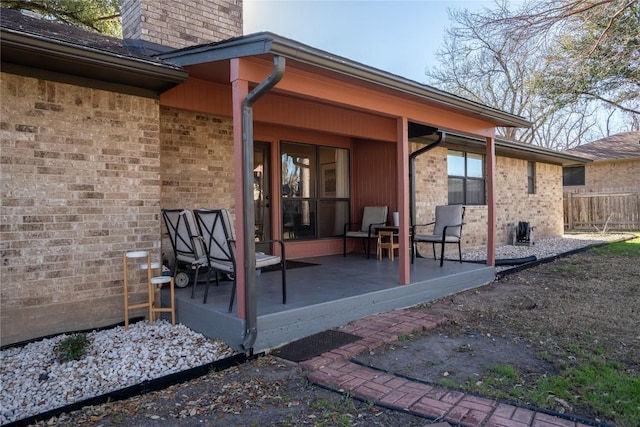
[564,192,640,231]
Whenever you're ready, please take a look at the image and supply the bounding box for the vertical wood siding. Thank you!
[161,79,396,142]
[351,139,397,224]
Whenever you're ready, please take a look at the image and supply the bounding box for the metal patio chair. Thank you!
[343,206,388,258]
[193,208,287,311]
[412,204,465,267]
[161,209,209,290]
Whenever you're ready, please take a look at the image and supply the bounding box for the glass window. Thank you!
[562,166,585,186]
[527,161,536,194]
[447,177,464,205]
[466,179,486,205]
[318,200,349,237]
[447,150,486,205]
[281,142,316,198]
[282,200,317,239]
[281,142,350,240]
[447,151,465,176]
[467,153,484,178]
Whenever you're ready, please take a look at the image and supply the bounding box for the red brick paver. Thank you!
[290,308,601,427]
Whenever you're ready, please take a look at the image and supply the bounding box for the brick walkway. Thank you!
[291,309,600,427]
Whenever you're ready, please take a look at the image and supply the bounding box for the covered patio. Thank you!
[157,32,530,353]
[167,255,494,351]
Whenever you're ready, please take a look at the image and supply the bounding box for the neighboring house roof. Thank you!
[157,32,532,129]
[0,8,188,97]
[564,132,640,161]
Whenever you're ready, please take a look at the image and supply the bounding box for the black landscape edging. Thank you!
[494,241,610,279]
[7,352,249,427]
[348,358,616,427]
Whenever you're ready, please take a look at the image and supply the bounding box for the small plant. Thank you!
[491,364,520,382]
[398,331,423,341]
[333,413,353,427]
[54,333,92,363]
[437,378,458,388]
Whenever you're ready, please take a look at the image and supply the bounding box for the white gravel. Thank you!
[0,320,235,425]
[462,232,635,271]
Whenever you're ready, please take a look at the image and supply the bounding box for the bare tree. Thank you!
[427,0,638,147]
[427,4,599,148]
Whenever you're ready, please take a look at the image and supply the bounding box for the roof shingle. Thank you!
[564,132,640,161]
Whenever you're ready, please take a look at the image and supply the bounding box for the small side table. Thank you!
[377,229,399,260]
[123,251,153,330]
[150,276,176,325]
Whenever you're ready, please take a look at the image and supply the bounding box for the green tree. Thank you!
[1,0,122,37]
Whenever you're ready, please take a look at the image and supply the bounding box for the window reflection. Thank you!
[281,142,350,240]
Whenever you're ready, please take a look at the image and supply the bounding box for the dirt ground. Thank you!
[34,243,639,427]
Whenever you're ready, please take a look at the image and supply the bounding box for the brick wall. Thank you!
[159,107,236,265]
[121,0,243,49]
[413,145,564,256]
[585,159,640,192]
[0,73,162,345]
[495,157,564,242]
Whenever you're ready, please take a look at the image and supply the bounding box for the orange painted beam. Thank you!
[485,135,497,267]
[231,59,248,318]
[397,117,410,284]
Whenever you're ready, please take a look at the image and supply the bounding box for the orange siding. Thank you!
[255,93,396,142]
[161,78,232,117]
[161,79,396,142]
[235,57,497,138]
[351,139,397,223]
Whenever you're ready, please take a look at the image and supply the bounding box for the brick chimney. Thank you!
[121,0,243,50]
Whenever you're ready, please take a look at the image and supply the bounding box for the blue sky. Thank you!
[244,0,497,85]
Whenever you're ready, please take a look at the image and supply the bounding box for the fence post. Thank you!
[567,192,573,231]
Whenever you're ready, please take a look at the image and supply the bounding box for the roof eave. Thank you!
[495,139,592,166]
[159,33,532,128]
[436,134,592,166]
[1,29,188,94]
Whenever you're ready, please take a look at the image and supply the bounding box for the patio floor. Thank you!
[166,254,495,351]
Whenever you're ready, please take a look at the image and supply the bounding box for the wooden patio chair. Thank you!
[343,206,388,259]
[411,204,465,267]
[193,208,287,312]
[161,209,209,290]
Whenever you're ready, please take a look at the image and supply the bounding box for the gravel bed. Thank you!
[462,232,634,271]
[0,321,235,425]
